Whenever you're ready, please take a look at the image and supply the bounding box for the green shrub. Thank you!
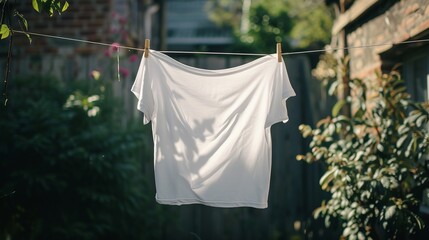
[0,76,164,239]
[298,71,429,239]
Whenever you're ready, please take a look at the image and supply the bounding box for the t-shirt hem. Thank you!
[265,117,289,129]
[156,197,268,209]
[282,90,296,100]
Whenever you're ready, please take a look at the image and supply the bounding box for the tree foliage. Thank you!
[205,0,333,52]
[237,1,293,53]
[298,63,429,239]
[0,76,167,239]
[288,0,333,49]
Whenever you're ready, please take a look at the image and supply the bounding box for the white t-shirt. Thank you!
[132,50,295,208]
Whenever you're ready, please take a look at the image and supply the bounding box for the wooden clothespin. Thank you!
[144,39,150,58]
[276,42,282,62]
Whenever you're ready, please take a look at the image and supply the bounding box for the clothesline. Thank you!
[12,30,429,56]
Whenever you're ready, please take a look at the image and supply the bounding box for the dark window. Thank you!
[403,47,429,102]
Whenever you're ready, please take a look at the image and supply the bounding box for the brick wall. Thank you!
[14,0,112,54]
[3,0,150,82]
[340,0,429,78]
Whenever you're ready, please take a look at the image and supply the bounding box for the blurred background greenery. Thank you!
[0,75,173,239]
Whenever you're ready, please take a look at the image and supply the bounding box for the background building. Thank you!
[166,0,233,50]
[328,0,429,101]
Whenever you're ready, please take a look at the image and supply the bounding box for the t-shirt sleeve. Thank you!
[265,61,296,128]
[131,56,154,125]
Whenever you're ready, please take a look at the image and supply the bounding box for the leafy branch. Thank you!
[1,0,69,106]
[1,0,69,39]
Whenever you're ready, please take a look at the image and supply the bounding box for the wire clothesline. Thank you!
[13,30,429,56]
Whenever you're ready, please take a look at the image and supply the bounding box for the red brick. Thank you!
[409,18,429,37]
[403,3,420,15]
[396,31,411,42]
[402,16,417,29]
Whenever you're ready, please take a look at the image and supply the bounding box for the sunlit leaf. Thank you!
[313,205,325,219]
[324,215,331,228]
[398,125,410,135]
[333,115,350,124]
[416,115,427,128]
[328,80,338,96]
[316,116,332,128]
[385,205,396,219]
[343,227,351,236]
[299,124,312,137]
[320,167,337,190]
[49,6,54,17]
[407,111,422,123]
[62,1,70,12]
[332,99,347,117]
[396,135,408,148]
[32,0,40,12]
[376,144,384,152]
[328,123,335,135]
[0,24,10,39]
[24,33,32,44]
[410,210,425,230]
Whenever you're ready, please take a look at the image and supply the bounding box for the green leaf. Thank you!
[333,115,350,124]
[343,227,351,236]
[299,124,312,137]
[320,167,337,190]
[407,111,422,123]
[377,144,384,152]
[353,107,365,119]
[24,33,32,44]
[62,1,70,12]
[328,81,338,96]
[404,137,416,157]
[324,215,331,228]
[398,125,410,135]
[385,205,396,220]
[409,211,425,230]
[49,6,54,17]
[416,114,427,128]
[332,99,347,117]
[14,10,29,31]
[313,205,324,219]
[32,0,40,12]
[0,24,10,39]
[15,10,33,43]
[396,135,408,148]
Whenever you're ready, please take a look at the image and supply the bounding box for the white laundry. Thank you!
[132,50,295,208]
